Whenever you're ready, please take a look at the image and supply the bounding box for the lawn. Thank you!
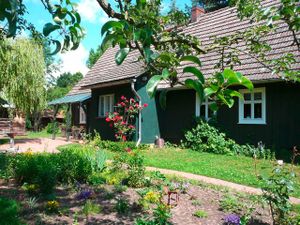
[141,148,300,198]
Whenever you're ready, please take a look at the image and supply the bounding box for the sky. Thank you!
[23,0,192,77]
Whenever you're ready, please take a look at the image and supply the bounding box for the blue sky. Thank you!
[23,0,192,76]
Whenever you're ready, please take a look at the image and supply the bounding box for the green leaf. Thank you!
[43,23,60,36]
[101,21,123,36]
[185,79,204,101]
[159,90,168,109]
[181,55,202,67]
[224,89,243,98]
[240,76,254,91]
[183,66,204,84]
[209,102,218,112]
[143,47,153,63]
[161,69,169,79]
[115,48,130,65]
[146,75,162,98]
[50,40,62,55]
[204,87,218,97]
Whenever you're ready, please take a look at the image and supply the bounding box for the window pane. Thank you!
[254,103,262,118]
[105,96,110,114]
[244,93,251,101]
[200,105,205,117]
[254,92,262,100]
[243,104,251,119]
[100,97,104,116]
[110,96,114,112]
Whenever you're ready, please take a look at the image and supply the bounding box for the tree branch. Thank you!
[95,0,124,19]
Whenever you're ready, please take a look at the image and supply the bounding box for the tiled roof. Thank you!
[67,82,91,96]
[80,0,299,89]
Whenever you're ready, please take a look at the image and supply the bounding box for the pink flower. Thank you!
[122,135,127,141]
[125,147,132,153]
[121,96,126,100]
[105,117,111,122]
[143,103,148,107]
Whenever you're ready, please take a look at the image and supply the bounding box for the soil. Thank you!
[0,179,273,225]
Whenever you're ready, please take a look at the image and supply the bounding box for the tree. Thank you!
[1,0,299,109]
[0,38,46,114]
[86,46,102,69]
[47,72,83,101]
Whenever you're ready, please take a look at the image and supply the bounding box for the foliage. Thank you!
[261,165,295,225]
[46,121,60,134]
[86,45,102,69]
[193,210,208,218]
[82,200,101,217]
[220,195,243,213]
[97,140,147,152]
[182,119,273,158]
[0,38,46,113]
[46,200,60,214]
[115,198,129,214]
[112,149,146,188]
[12,152,58,195]
[0,197,21,225]
[106,96,147,141]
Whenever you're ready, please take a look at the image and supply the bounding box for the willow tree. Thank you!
[0,38,46,115]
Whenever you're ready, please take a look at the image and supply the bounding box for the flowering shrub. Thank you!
[77,189,94,201]
[46,200,59,213]
[105,96,147,141]
[224,214,240,225]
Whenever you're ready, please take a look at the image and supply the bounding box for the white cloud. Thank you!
[57,44,89,76]
[76,0,100,23]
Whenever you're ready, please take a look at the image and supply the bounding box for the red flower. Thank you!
[109,123,113,127]
[122,135,127,141]
[125,147,132,153]
[130,98,135,103]
[143,103,148,107]
[121,96,126,100]
[105,117,111,122]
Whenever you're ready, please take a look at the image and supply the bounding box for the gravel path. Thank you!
[0,137,73,153]
[146,166,300,205]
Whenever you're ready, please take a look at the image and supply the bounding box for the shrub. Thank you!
[219,195,243,214]
[112,149,146,188]
[82,200,101,217]
[115,198,129,214]
[0,197,21,225]
[46,121,60,134]
[98,140,147,152]
[261,166,295,225]
[182,119,272,158]
[12,153,58,195]
[193,210,208,218]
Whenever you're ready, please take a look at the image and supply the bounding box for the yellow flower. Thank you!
[144,191,160,203]
[46,200,59,211]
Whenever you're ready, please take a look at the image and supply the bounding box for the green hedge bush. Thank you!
[182,120,273,159]
[0,144,107,195]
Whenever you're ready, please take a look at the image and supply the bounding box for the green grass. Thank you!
[141,148,300,198]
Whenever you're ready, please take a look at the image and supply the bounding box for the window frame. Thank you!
[98,94,114,118]
[195,93,216,121]
[79,105,86,124]
[238,87,266,125]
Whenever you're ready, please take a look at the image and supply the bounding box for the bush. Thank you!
[12,153,58,195]
[1,143,107,194]
[98,140,147,152]
[46,121,60,134]
[0,197,21,225]
[182,120,272,158]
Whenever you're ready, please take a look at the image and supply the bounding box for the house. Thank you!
[62,1,300,151]
[48,83,91,132]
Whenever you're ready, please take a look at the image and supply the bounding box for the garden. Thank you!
[0,123,300,225]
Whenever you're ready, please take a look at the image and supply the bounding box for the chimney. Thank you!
[191,4,205,23]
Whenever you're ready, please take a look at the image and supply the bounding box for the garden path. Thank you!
[146,166,300,205]
[0,137,75,153]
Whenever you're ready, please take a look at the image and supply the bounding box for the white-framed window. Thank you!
[79,105,86,124]
[195,93,216,121]
[98,94,114,117]
[238,87,266,124]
